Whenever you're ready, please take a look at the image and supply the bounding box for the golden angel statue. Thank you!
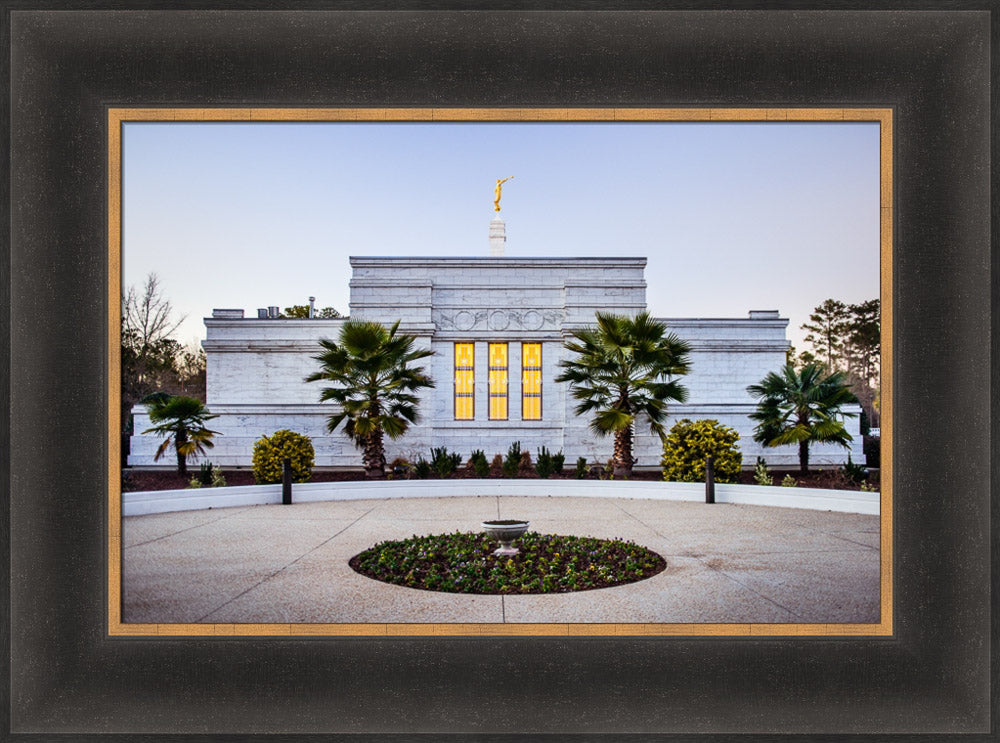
[493,176,514,212]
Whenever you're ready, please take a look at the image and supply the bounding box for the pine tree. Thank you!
[800,299,850,372]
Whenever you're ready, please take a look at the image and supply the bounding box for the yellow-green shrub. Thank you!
[252,430,315,483]
[661,418,741,483]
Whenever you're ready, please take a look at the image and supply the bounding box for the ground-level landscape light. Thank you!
[705,455,715,504]
[282,458,292,505]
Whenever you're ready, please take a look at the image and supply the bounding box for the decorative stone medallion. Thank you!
[488,310,510,330]
[453,310,476,330]
[521,310,544,330]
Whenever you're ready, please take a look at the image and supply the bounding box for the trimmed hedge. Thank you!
[252,430,315,484]
[661,418,741,483]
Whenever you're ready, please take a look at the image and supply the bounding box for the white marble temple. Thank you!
[128,257,863,470]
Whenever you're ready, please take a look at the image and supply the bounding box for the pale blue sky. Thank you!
[122,121,880,351]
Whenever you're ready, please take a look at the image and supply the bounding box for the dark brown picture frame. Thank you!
[5,5,993,738]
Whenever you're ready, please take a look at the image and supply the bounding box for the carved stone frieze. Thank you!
[435,308,564,332]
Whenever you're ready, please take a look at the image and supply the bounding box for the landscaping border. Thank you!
[122,479,879,516]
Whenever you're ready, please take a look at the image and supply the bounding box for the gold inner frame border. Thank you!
[107,107,893,638]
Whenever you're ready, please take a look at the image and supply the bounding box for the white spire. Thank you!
[489,214,506,257]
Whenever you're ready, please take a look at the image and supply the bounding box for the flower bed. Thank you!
[349,531,666,594]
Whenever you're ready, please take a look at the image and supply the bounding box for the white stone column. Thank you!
[474,341,489,420]
[509,342,523,422]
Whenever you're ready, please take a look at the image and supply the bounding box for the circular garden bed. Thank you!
[349,531,666,594]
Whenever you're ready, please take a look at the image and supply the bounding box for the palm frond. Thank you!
[558,312,692,473]
[307,319,435,466]
[747,362,858,463]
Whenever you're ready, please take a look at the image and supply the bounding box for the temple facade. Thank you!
[128,242,864,471]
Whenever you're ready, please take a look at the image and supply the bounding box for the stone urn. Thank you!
[481,519,529,557]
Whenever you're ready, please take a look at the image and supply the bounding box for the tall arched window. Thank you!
[488,343,508,420]
[454,342,474,420]
[522,343,542,420]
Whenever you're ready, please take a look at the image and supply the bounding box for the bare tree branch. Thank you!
[122,273,185,353]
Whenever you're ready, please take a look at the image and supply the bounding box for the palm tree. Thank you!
[306,319,434,479]
[556,311,692,479]
[141,395,219,476]
[746,363,858,474]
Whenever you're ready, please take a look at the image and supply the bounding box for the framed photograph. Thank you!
[111,107,891,639]
[7,5,992,739]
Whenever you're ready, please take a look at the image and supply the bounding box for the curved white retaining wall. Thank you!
[123,479,880,517]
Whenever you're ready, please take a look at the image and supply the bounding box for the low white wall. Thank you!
[123,479,880,517]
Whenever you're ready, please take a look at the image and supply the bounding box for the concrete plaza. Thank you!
[122,495,881,625]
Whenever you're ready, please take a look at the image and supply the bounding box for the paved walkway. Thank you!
[122,496,881,625]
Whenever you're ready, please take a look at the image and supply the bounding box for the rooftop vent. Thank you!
[257,308,269,319]
[748,310,780,320]
[268,306,279,319]
[211,309,244,319]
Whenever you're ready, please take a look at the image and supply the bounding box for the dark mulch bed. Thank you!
[121,468,367,492]
[121,467,662,492]
[122,465,877,492]
[349,531,667,595]
[734,468,879,491]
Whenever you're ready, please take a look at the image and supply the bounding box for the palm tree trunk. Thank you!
[799,440,809,474]
[613,426,635,479]
[176,429,188,477]
[363,429,386,479]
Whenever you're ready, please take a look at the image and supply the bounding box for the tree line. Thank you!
[121,274,206,437]
[791,298,880,429]
[120,273,340,437]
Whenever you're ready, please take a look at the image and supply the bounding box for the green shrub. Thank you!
[502,442,522,478]
[574,457,588,479]
[781,474,797,487]
[252,430,314,483]
[413,457,431,479]
[552,451,565,474]
[197,461,214,487]
[535,446,555,479]
[468,450,490,478]
[661,419,741,483]
[863,435,881,468]
[430,447,463,478]
[753,456,773,486]
[842,453,868,484]
[208,464,226,488]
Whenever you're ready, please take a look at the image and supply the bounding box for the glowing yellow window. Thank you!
[522,343,542,420]
[488,343,508,420]
[454,343,474,420]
